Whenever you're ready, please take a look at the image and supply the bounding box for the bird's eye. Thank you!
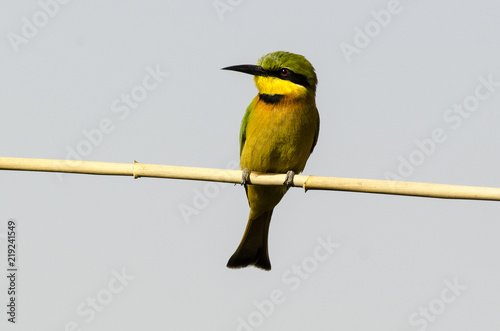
[280,68,290,76]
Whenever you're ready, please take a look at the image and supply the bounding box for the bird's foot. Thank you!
[284,170,295,188]
[241,167,250,186]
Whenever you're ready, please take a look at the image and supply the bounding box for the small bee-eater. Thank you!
[223,51,320,271]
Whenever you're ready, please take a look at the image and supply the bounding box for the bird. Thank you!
[222,51,320,270]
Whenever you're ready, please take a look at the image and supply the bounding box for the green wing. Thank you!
[310,107,320,154]
[239,98,257,156]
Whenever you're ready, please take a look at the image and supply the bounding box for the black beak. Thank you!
[221,64,268,77]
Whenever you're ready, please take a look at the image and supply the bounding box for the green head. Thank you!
[223,51,318,97]
[257,51,317,91]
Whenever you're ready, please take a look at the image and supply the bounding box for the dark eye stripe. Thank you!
[267,69,310,88]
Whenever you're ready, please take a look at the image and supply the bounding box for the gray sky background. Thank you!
[1,0,500,330]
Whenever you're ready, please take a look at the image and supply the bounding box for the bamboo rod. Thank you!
[0,157,499,201]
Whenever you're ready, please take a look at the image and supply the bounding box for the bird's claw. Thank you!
[241,168,250,186]
[284,170,295,188]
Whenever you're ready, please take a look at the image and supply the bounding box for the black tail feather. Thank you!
[227,209,273,271]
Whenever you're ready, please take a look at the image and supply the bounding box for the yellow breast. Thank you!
[240,95,318,174]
